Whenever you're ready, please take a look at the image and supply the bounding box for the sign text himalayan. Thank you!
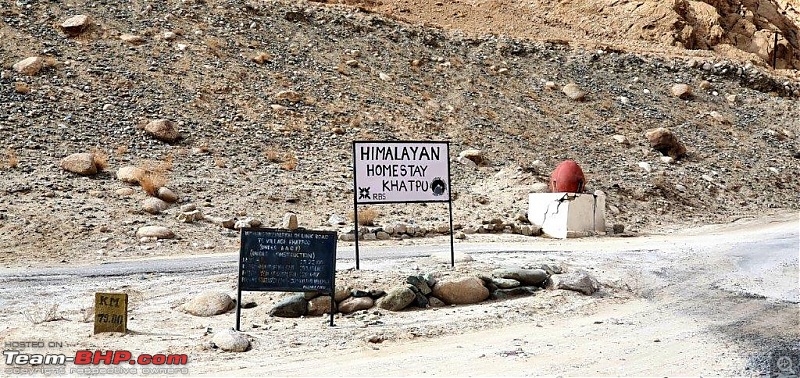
[354,142,450,203]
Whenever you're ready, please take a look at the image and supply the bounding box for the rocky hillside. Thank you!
[1,0,799,266]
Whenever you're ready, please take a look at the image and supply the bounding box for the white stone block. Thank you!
[528,192,606,239]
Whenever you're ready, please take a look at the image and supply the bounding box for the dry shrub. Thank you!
[115,145,129,156]
[251,52,271,64]
[14,82,30,94]
[351,207,379,226]
[80,306,94,323]
[280,154,297,171]
[91,147,109,171]
[139,171,166,196]
[5,148,19,168]
[263,148,282,163]
[213,154,227,168]
[23,303,64,324]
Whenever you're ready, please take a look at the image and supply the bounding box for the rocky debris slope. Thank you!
[0,0,798,266]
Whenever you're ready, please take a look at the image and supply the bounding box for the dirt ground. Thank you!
[0,212,797,376]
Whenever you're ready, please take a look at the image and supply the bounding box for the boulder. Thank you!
[120,34,145,45]
[60,153,97,175]
[431,277,489,305]
[142,197,169,214]
[307,296,335,316]
[177,210,204,223]
[12,57,43,76]
[334,286,352,303]
[117,166,145,184]
[556,270,600,295]
[670,83,692,99]
[136,226,174,239]
[458,149,484,165]
[493,286,540,298]
[376,286,416,311]
[645,127,687,159]
[144,119,181,143]
[492,268,549,287]
[156,187,178,203]
[268,295,308,318]
[182,291,234,316]
[274,90,302,103]
[428,297,446,307]
[492,278,521,289]
[406,275,432,295]
[212,330,250,352]
[282,213,298,230]
[337,296,374,314]
[60,15,91,35]
[562,83,586,101]
[328,214,346,226]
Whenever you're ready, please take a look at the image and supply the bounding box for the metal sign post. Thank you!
[352,141,455,269]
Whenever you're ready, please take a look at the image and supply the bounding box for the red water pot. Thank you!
[549,160,585,193]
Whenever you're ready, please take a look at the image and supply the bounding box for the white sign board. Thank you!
[353,141,450,203]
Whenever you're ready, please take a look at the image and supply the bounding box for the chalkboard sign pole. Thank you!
[236,230,243,331]
[447,144,455,268]
[353,193,361,270]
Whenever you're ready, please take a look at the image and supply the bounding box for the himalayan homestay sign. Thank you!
[353,141,451,204]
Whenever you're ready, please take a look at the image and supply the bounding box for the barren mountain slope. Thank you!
[0,0,799,266]
[367,0,800,69]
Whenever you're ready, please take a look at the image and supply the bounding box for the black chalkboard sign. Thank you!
[236,228,337,329]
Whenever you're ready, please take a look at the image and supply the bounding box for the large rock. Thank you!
[458,149,484,165]
[670,83,692,99]
[212,330,250,352]
[376,286,416,311]
[282,213,298,230]
[556,270,600,295]
[142,197,170,214]
[406,275,432,295]
[12,57,43,76]
[268,295,308,318]
[144,119,181,143]
[562,83,587,101]
[492,278,521,289]
[60,15,91,35]
[492,268,549,287]
[337,296,374,314]
[645,127,687,159]
[157,187,178,203]
[117,166,145,184]
[334,286,352,303]
[491,286,540,300]
[307,296,335,316]
[432,277,489,305]
[60,153,97,175]
[182,291,234,316]
[136,225,174,239]
[274,90,302,103]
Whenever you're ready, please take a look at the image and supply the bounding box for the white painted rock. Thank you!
[60,153,97,175]
[13,57,43,76]
[183,291,234,317]
[212,330,250,352]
